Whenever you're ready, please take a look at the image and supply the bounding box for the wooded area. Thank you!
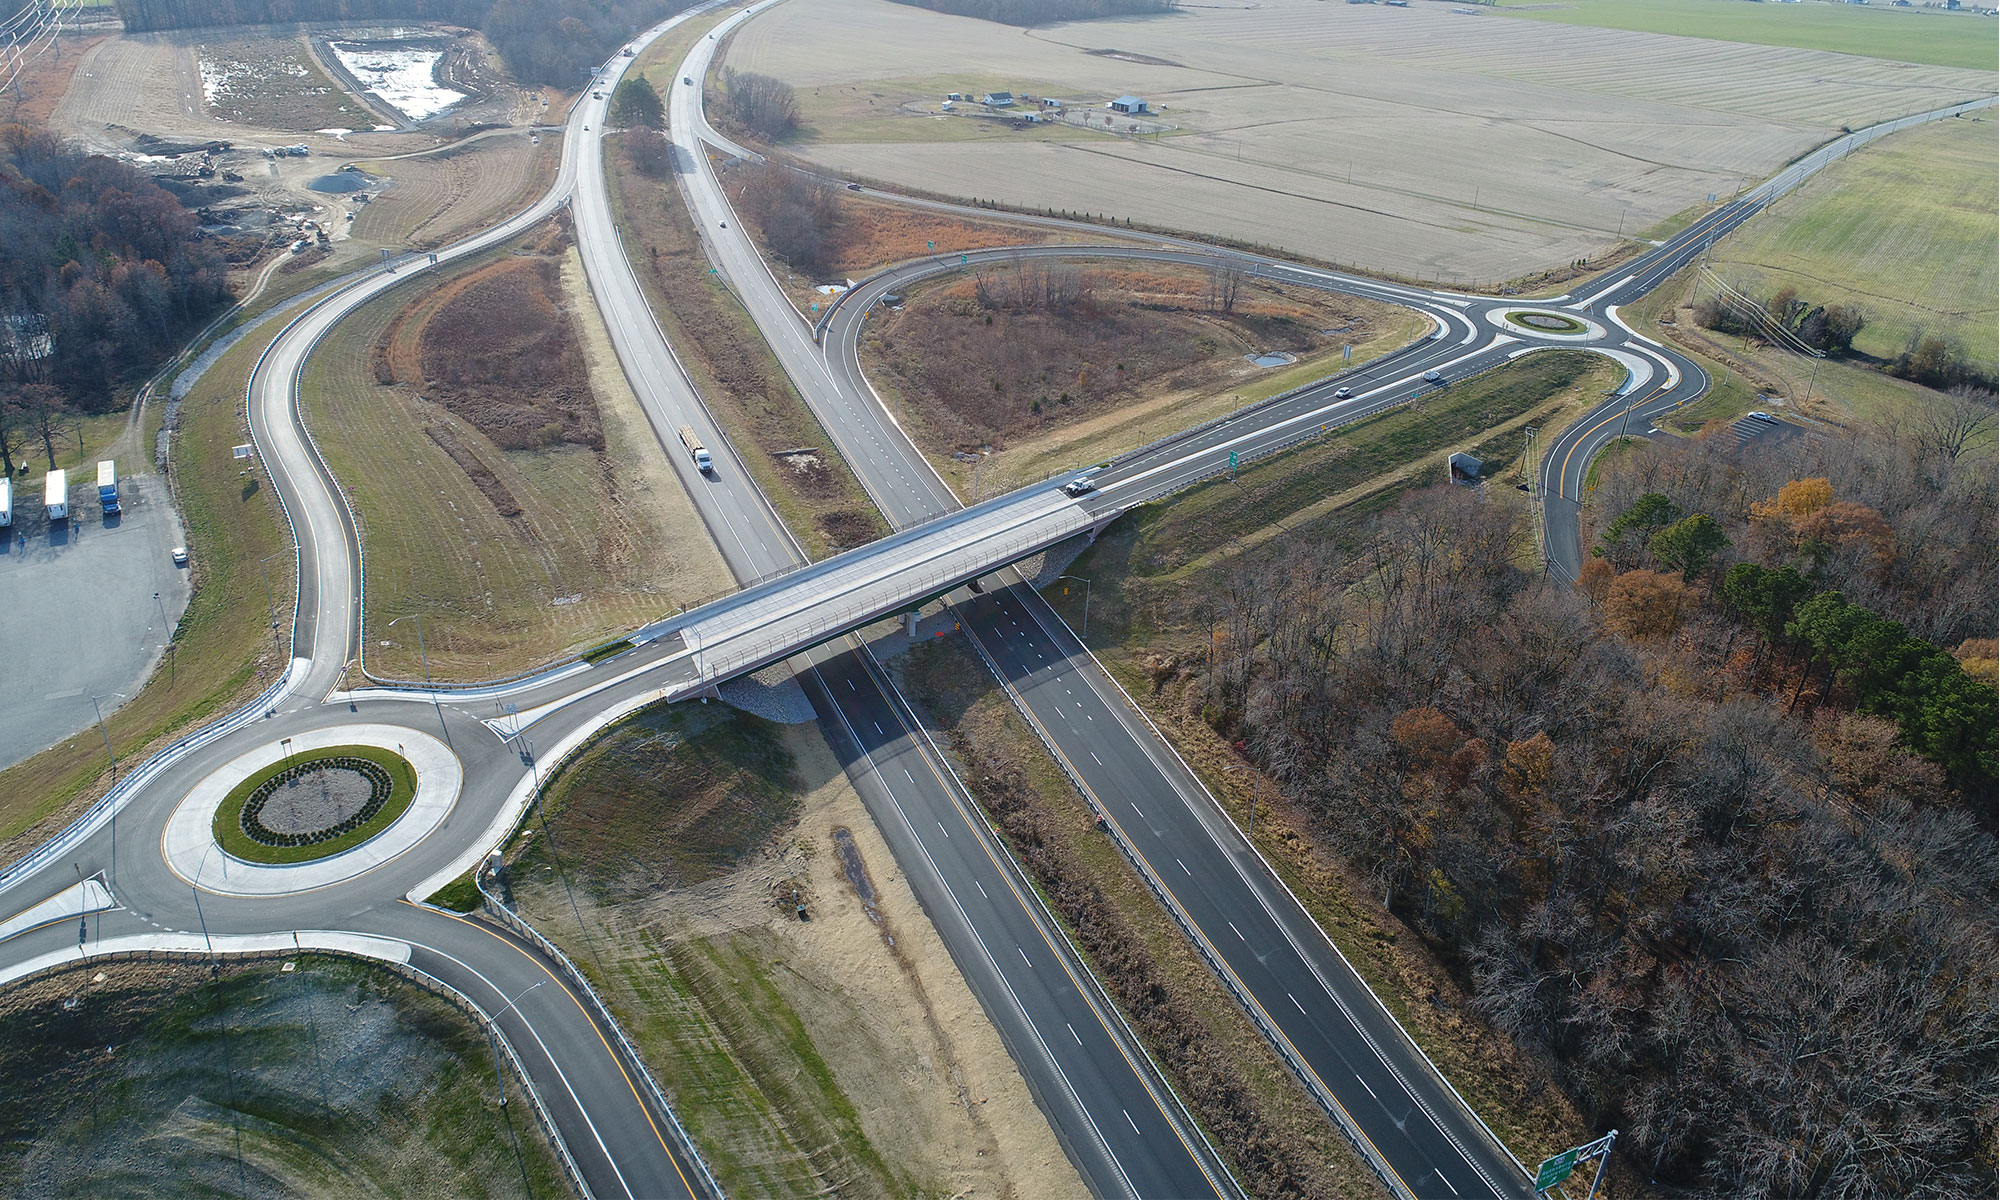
[887,0,1173,25]
[1174,411,1995,1196]
[113,0,691,86]
[0,124,230,472]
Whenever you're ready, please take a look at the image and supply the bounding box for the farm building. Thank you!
[1109,95,1148,114]
[980,91,1014,107]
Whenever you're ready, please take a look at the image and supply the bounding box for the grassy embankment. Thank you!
[1494,0,1996,70]
[0,956,567,1198]
[860,261,1434,496]
[502,702,1084,1199]
[604,131,887,557]
[303,224,719,682]
[0,317,295,863]
[352,132,561,251]
[1617,112,1996,432]
[1701,110,1997,378]
[990,351,1645,1185]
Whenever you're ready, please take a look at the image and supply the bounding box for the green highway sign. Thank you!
[1534,1147,1581,1191]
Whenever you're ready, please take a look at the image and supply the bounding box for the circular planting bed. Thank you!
[1504,310,1587,334]
[214,745,418,865]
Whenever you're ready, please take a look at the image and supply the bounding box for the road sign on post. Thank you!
[1535,1130,1617,1198]
[1534,1148,1580,1192]
[1227,449,1237,477]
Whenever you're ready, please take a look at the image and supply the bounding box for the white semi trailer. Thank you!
[44,469,67,520]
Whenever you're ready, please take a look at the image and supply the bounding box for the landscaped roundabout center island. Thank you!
[213,745,418,864]
[1504,310,1588,335]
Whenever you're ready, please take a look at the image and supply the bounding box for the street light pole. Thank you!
[91,691,124,882]
[1055,575,1090,638]
[258,552,288,660]
[90,694,118,781]
[389,614,450,746]
[1223,763,1260,836]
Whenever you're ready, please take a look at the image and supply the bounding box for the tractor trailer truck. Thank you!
[678,424,714,473]
[44,469,67,520]
[0,477,11,527]
[97,459,119,514]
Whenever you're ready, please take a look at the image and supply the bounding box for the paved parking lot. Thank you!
[0,472,190,771]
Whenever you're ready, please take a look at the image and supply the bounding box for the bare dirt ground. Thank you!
[352,130,559,248]
[48,26,554,271]
[722,0,1996,282]
[513,715,1088,1199]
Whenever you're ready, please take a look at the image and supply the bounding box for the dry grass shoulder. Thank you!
[606,133,887,557]
[0,313,294,855]
[0,33,113,126]
[506,703,1084,1199]
[896,634,1379,1200]
[0,956,567,1198]
[862,259,1433,495]
[353,132,560,250]
[310,221,723,682]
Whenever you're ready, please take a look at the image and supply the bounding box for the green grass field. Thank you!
[1705,110,1997,374]
[0,957,566,1199]
[1494,0,1998,70]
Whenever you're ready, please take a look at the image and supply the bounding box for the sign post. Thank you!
[1534,1131,1617,1199]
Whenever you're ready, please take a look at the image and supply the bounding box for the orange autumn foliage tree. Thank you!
[1602,569,1695,640]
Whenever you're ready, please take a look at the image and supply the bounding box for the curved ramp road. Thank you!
[0,0,1985,1193]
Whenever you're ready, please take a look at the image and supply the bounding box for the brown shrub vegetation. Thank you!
[379,254,600,453]
[865,262,1389,453]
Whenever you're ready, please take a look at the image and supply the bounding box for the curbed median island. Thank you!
[212,744,418,864]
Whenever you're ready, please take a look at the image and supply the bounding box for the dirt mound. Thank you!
[386,254,601,452]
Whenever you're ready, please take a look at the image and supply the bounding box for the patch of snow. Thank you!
[329,42,465,121]
[318,127,353,138]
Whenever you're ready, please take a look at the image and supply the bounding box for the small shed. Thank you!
[981,91,1015,107]
[1448,452,1483,484]
[1109,95,1149,115]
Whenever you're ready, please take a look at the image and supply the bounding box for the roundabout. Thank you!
[1487,306,1606,342]
[164,724,462,896]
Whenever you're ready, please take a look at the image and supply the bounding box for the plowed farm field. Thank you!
[722,0,1997,282]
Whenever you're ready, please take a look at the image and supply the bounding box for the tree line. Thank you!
[0,124,230,473]
[717,69,798,141]
[1167,408,1993,1195]
[113,0,691,87]
[1696,278,1995,392]
[888,0,1173,25]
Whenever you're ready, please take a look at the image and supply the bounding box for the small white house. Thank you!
[981,91,1015,108]
[1109,95,1148,115]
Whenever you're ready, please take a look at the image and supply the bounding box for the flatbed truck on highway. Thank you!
[678,423,714,473]
[44,469,66,520]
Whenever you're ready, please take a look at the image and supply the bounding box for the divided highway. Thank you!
[0,0,1985,1194]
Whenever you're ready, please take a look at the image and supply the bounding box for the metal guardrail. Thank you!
[473,860,726,1200]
